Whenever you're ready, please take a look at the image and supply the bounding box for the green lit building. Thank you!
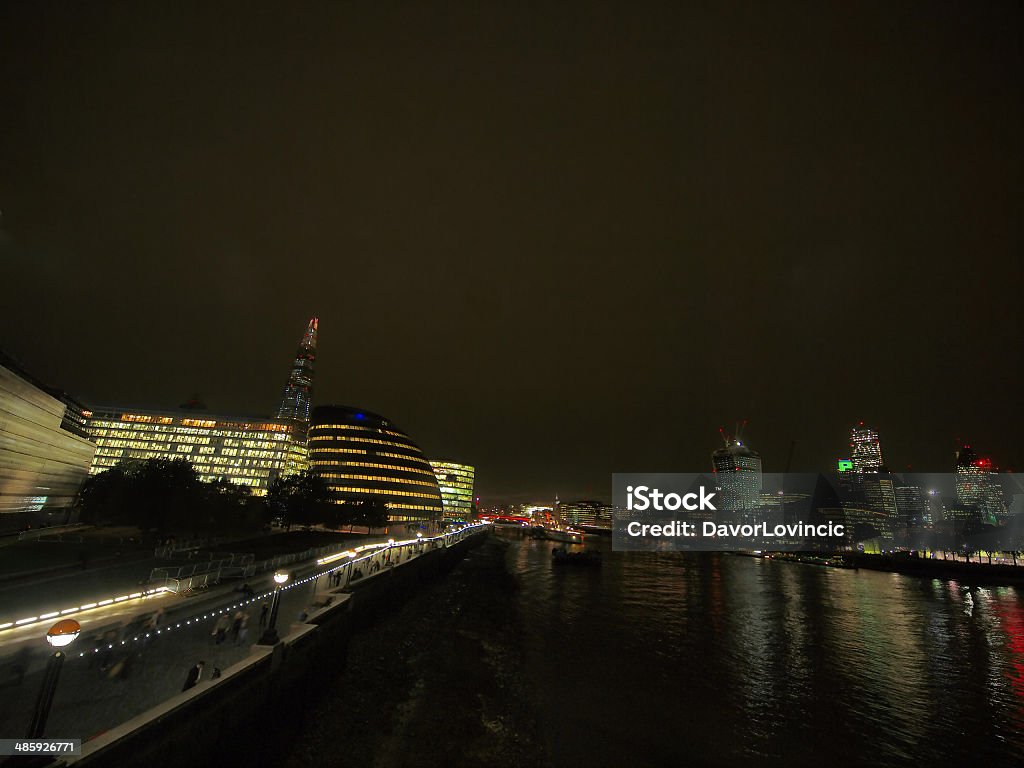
[429,461,476,522]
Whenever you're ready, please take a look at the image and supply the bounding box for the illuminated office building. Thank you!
[850,423,884,472]
[560,500,613,529]
[86,409,308,495]
[895,485,930,528]
[429,461,475,522]
[956,445,988,508]
[712,434,763,517]
[862,470,899,522]
[955,445,1006,522]
[275,317,318,425]
[308,405,443,524]
[0,351,96,520]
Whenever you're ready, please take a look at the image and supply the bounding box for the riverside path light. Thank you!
[28,619,80,737]
[259,572,289,645]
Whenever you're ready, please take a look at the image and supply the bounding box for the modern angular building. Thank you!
[86,408,308,495]
[275,317,318,426]
[308,405,443,524]
[955,444,1006,523]
[895,485,930,528]
[429,460,475,522]
[0,350,96,522]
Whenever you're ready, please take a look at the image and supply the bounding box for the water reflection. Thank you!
[504,532,1024,767]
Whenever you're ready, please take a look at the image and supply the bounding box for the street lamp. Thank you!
[28,619,80,738]
[259,571,289,645]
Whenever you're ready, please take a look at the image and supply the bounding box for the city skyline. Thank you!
[1,5,1023,766]
[4,328,1016,508]
[2,1,1021,503]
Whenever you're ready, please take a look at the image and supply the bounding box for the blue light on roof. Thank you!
[355,413,365,420]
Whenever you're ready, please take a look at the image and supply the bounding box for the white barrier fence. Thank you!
[0,522,491,634]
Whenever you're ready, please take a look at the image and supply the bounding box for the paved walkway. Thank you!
[0,568,340,741]
[0,531,383,648]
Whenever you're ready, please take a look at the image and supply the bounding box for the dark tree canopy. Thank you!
[78,457,264,536]
[267,471,333,527]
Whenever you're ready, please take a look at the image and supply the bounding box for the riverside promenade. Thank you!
[1,523,490,768]
[0,527,395,743]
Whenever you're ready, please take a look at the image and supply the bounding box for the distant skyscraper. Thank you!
[275,317,318,425]
[955,444,1006,522]
[712,426,763,519]
[956,445,985,507]
[895,485,929,528]
[955,445,987,507]
[850,423,884,472]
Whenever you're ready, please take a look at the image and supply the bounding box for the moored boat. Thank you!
[529,525,584,544]
[552,547,602,567]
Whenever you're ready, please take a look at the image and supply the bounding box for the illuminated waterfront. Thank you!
[510,534,1024,767]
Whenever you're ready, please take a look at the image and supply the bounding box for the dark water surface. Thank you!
[510,532,1024,767]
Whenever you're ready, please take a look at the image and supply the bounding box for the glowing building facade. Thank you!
[429,461,475,521]
[275,317,318,425]
[955,445,1006,522]
[308,405,443,524]
[559,499,613,529]
[850,424,884,472]
[0,352,96,520]
[712,439,763,518]
[86,409,308,495]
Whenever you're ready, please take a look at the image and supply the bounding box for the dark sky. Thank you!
[1,1,1021,504]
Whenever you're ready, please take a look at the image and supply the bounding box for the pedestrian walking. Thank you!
[258,602,269,629]
[182,660,204,691]
[108,651,133,681]
[230,611,244,643]
[98,629,118,672]
[11,646,31,686]
[235,613,250,646]
[212,614,229,645]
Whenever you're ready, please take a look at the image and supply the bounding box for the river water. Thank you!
[507,531,1024,767]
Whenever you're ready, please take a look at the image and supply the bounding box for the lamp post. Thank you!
[259,571,289,645]
[28,619,80,738]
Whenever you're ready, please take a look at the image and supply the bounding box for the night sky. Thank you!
[1,2,1021,503]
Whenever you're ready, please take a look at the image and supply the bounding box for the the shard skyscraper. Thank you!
[275,317,318,425]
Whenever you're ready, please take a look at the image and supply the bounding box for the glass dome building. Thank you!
[308,405,443,524]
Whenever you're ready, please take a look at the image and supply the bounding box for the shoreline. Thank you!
[275,534,548,768]
[749,550,1024,586]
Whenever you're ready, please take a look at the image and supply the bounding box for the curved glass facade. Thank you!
[0,357,96,519]
[309,405,443,524]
